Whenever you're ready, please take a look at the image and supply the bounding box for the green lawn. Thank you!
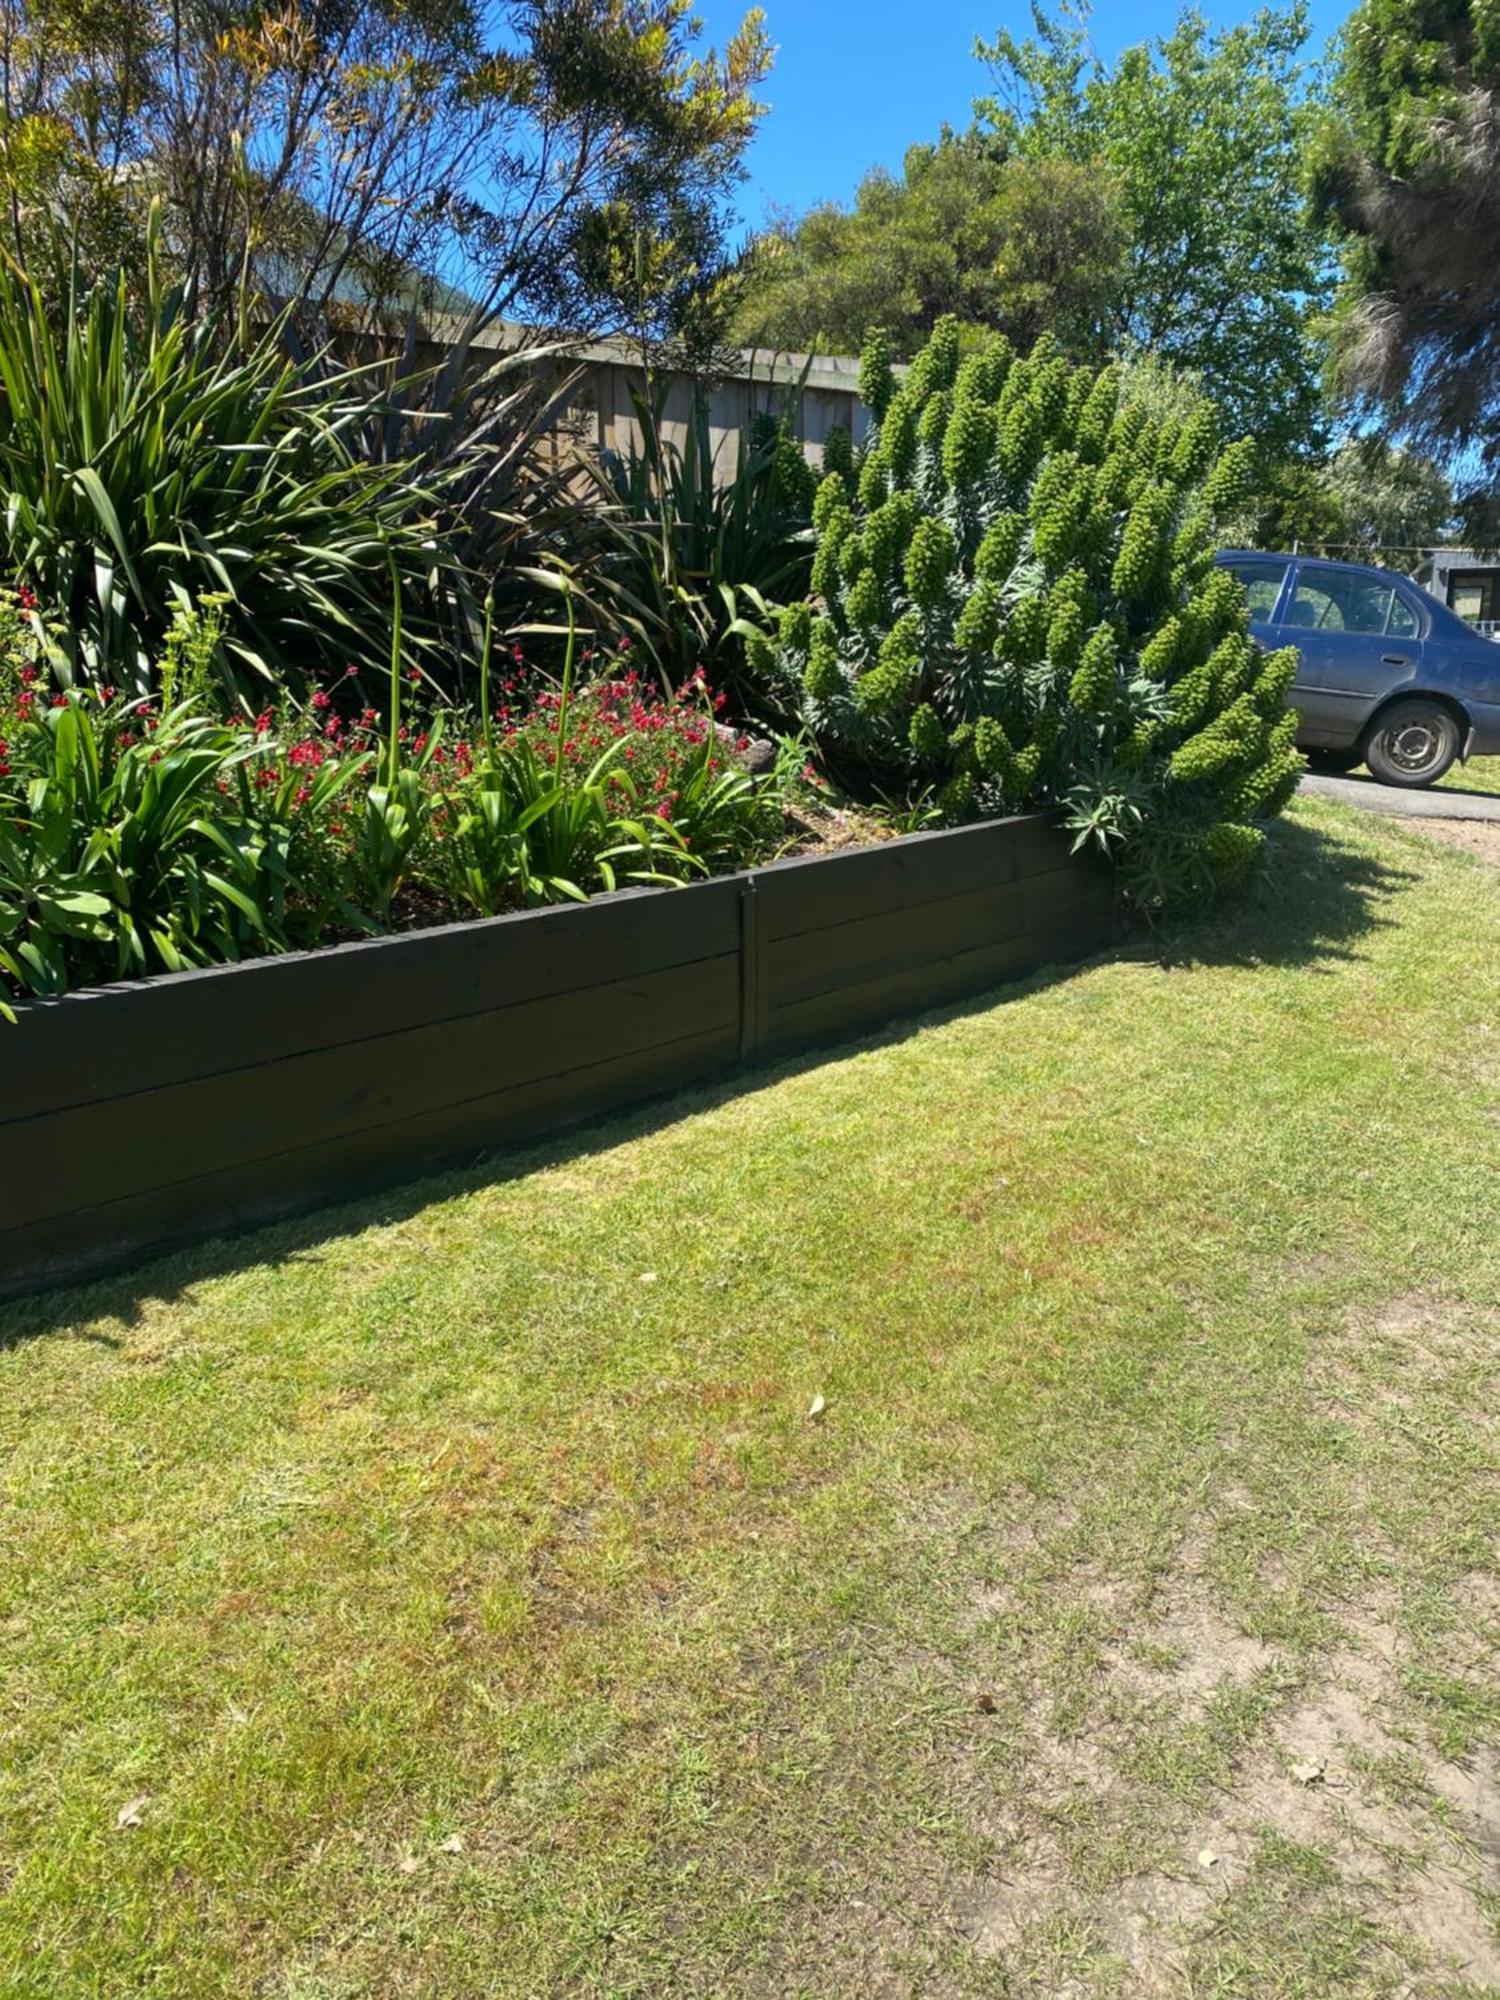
[3,796,1499,1998]
[1322,752,1500,795]
[1441,753,1500,796]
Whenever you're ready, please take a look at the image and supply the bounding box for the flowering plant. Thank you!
[0,607,786,1008]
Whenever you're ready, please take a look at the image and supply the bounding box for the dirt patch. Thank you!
[959,1585,1500,1994]
[775,800,896,857]
[1108,1598,1278,1707]
[1406,816,1500,868]
[949,1309,1500,2000]
[750,1287,1500,1998]
[1309,1292,1500,1450]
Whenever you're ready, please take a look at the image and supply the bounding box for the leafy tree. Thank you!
[1310,0,1500,476]
[731,126,1129,360]
[1235,439,1456,554]
[975,2,1332,458]
[1238,461,1350,552]
[1318,440,1456,551]
[0,0,771,342]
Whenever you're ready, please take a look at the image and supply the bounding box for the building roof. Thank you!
[422,311,866,397]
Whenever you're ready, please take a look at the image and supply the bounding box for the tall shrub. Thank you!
[591,387,816,716]
[751,318,1304,904]
[0,211,453,694]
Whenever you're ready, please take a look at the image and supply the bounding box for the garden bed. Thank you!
[0,811,1112,1299]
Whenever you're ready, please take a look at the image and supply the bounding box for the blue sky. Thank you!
[692,0,1351,234]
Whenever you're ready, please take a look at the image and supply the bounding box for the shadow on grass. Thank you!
[1139,813,1416,973]
[0,812,1416,1350]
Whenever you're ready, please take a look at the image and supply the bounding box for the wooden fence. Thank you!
[404,314,871,481]
[0,814,1113,1301]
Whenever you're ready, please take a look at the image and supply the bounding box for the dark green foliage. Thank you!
[0,223,456,695]
[594,386,815,719]
[771,315,1304,907]
[731,130,1130,362]
[976,3,1332,460]
[1311,0,1500,468]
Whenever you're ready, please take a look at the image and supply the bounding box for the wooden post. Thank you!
[739,875,767,1062]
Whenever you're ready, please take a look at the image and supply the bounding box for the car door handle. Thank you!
[1381,653,1409,666]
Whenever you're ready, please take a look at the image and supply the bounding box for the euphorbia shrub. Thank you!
[750,317,1304,903]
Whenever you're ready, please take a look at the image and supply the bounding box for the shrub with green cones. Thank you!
[748,316,1304,906]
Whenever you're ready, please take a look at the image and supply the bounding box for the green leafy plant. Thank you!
[1,604,791,1010]
[0,693,289,997]
[0,209,453,693]
[437,602,779,909]
[760,316,1304,906]
[590,385,815,717]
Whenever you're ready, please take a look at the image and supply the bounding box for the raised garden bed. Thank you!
[0,813,1113,1299]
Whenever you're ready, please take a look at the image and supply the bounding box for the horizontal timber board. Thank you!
[765,900,1115,1056]
[0,877,742,1125]
[768,875,1034,1009]
[0,1020,741,1297]
[3,955,738,1230]
[755,814,1070,943]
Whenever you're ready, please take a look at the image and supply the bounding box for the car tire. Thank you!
[1305,746,1364,773]
[1360,698,1461,788]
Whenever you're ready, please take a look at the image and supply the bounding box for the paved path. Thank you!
[1300,771,1500,822]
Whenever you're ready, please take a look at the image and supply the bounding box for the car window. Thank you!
[1221,557,1288,624]
[1387,591,1420,640]
[1286,569,1409,637]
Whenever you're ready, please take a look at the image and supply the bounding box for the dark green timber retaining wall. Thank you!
[0,812,1113,1299]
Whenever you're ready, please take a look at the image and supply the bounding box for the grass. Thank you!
[1440,752,1500,795]
[2,795,1499,1997]
[1321,751,1500,795]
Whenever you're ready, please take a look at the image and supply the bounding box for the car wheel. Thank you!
[1305,746,1364,773]
[1360,699,1460,788]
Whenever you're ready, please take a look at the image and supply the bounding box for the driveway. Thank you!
[1300,771,1500,821]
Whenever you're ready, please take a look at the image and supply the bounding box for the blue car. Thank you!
[1215,550,1500,787]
